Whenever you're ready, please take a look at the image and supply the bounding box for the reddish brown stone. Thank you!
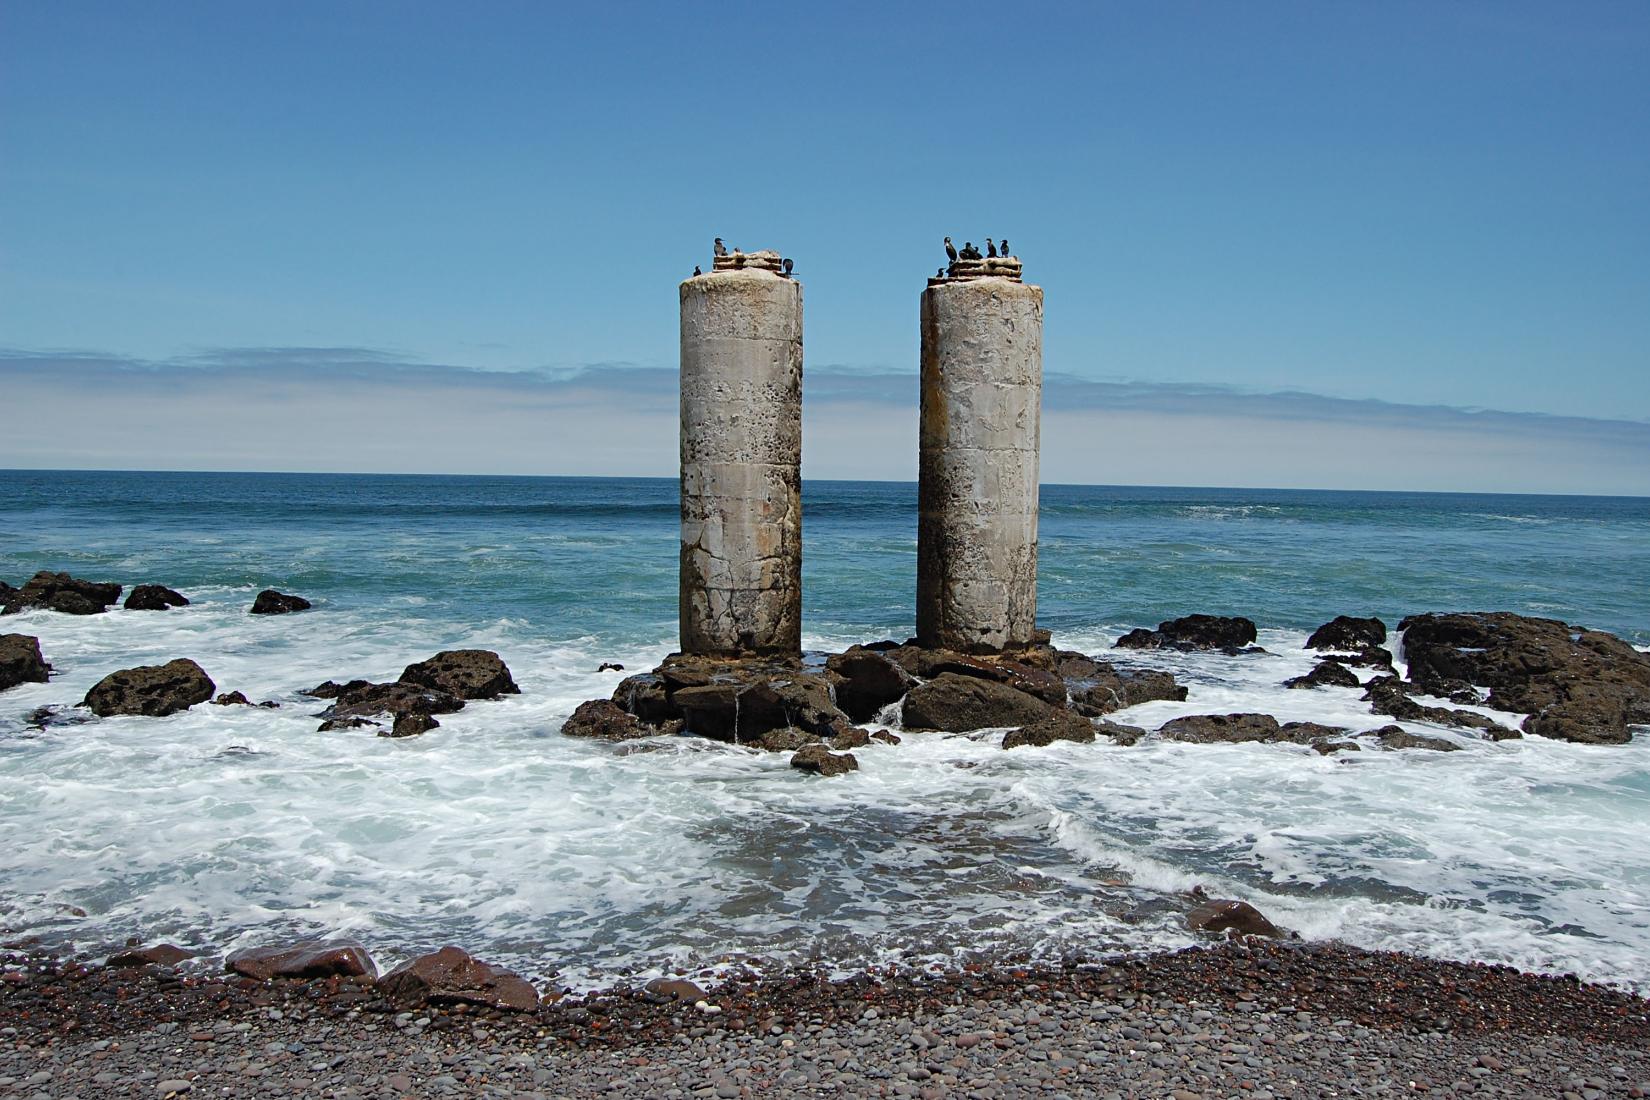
[225,939,377,981]
[377,946,539,1012]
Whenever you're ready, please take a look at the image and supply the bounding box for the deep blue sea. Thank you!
[2,471,1648,990]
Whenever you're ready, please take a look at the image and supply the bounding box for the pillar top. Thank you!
[929,256,1024,286]
[690,243,796,281]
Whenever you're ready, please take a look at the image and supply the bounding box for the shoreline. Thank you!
[4,939,1648,1097]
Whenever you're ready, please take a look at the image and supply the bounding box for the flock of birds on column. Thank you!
[692,239,793,279]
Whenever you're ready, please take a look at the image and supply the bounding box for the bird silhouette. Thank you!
[944,236,958,263]
[986,239,997,258]
[782,258,794,277]
[693,265,702,276]
[713,238,727,257]
[963,242,978,259]
[936,267,945,279]
[999,238,1010,257]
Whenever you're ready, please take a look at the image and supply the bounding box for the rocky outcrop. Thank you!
[378,946,538,1012]
[885,646,1066,705]
[124,585,189,611]
[562,699,673,742]
[0,634,51,692]
[1399,611,1650,745]
[1002,711,1096,749]
[399,650,519,700]
[1313,740,1361,755]
[1069,665,1186,716]
[1116,615,1259,653]
[320,681,463,726]
[1,571,122,615]
[825,647,913,722]
[1158,713,1281,744]
[1373,726,1460,752]
[82,659,215,717]
[388,711,440,738]
[1284,660,1361,690]
[227,940,377,981]
[1363,675,1511,734]
[250,589,310,615]
[901,672,1058,732]
[1093,720,1147,746]
[1306,615,1387,651]
[1186,896,1285,939]
[790,744,859,776]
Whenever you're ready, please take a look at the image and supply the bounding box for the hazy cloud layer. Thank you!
[3,349,1646,495]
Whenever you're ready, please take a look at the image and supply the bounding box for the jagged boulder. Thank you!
[1116,614,1258,653]
[1363,675,1510,733]
[886,646,1067,705]
[1306,615,1387,650]
[124,585,189,611]
[673,671,845,741]
[1093,720,1147,745]
[563,699,673,741]
[1186,897,1285,939]
[378,946,538,1012]
[1158,713,1281,744]
[790,744,859,776]
[901,672,1058,732]
[399,650,519,700]
[825,647,913,722]
[83,659,215,717]
[1373,725,1460,752]
[0,634,51,692]
[386,711,440,738]
[1069,665,1186,716]
[1002,711,1097,749]
[610,674,679,724]
[2,571,122,615]
[319,681,463,726]
[1284,660,1361,690]
[250,589,310,615]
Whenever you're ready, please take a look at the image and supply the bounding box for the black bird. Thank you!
[963,242,978,260]
[936,267,945,279]
[714,238,728,257]
[944,236,958,263]
[999,238,1009,257]
[693,265,702,276]
[986,238,997,258]
[782,258,794,277]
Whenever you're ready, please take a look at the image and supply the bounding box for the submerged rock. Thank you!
[228,940,377,981]
[107,943,195,968]
[901,672,1058,732]
[386,711,440,738]
[1116,614,1259,653]
[378,946,538,1012]
[790,744,859,776]
[1158,713,1281,744]
[399,649,519,700]
[1284,660,1361,690]
[250,589,310,615]
[1093,720,1147,746]
[0,633,51,691]
[1186,896,1286,939]
[320,681,463,725]
[1363,675,1510,734]
[1306,615,1387,651]
[1372,725,1460,752]
[1002,710,1096,749]
[1069,665,1186,716]
[82,659,215,717]
[2,570,122,615]
[124,584,189,611]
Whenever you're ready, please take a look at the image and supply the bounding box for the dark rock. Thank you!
[303,679,372,699]
[1070,665,1186,716]
[828,724,873,750]
[755,727,817,752]
[901,672,1059,732]
[249,589,310,615]
[886,646,1067,704]
[597,662,625,672]
[1002,711,1097,749]
[385,711,439,738]
[226,940,377,981]
[1363,675,1509,733]
[642,977,707,1005]
[1186,898,1285,939]
[1313,740,1361,755]
[1373,726,1460,752]
[673,670,846,741]
[1050,650,1105,680]
[1093,720,1147,746]
[1279,721,1351,743]
[1284,660,1361,690]
[398,649,519,700]
[1115,614,1258,653]
[869,729,901,745]
[82,658,215,717]
[107,943,194,968]
[124,585,189,611]
[1,570,122,615]
[318,717,378,732]
[610,674,679,724]
[790,744,859,776]
[0,633,51,691]
[1400,611,1650,744]
[1306,615,1387,651]
[563,699,670,742]
[1334,645,1397,670]
[378,946,538,1012]
[212,691,251,706]
[321,681,463,723]
[1158,713,1281,744]
[825,647,914,722]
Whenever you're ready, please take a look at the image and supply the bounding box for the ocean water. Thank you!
[1,470,1647,991]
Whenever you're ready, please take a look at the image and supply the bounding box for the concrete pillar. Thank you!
[917,262,1043,653]
[679,250,803,657]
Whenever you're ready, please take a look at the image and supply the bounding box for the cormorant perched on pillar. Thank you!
[693,265,702,277]
[713,238,727,258]
[986,239,997,258]
[999,238,1009,257]
[782,258,794,277]
[936,267,945,279]
[962,242,978,260]
[944,236,958,263]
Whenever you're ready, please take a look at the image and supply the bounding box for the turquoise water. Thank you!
[1,470,1647,989]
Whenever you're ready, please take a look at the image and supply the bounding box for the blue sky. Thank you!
[2,2,1647,491]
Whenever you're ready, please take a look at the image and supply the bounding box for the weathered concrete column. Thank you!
[679,250,803,657]
[917,256,1042,653]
